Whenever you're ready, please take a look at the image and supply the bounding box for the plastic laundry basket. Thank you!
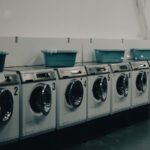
[130,48,150,60]
[0,51,8,72]
[95,49,125,63]
[42,50,77,67]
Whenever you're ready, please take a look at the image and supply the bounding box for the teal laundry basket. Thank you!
[0,51,8,72]
[130,48,150,60]
[42,50,77,67]
[95,49,125,63]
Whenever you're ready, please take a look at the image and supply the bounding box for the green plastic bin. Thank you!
[0,51,8,72]
[42,50,77,67]
[95,49,125,63]
[130,48,150,60]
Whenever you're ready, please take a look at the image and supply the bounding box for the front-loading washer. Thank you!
[56,66,87,129]
[85,64,111,120]
[130,61,149,107]
[5,67,56,138]
[0,71,19,144]
[148,61,150,104]
[110,63,131,113]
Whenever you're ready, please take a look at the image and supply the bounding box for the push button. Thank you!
[5,76,13,82]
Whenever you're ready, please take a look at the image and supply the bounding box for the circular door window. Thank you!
[136,71,147,92]
[0,88,13,124]
[116,74,129,97]
[92,76,107,102]
[65,79,83,109]
[30,84,51,116]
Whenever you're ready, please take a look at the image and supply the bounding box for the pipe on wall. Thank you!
[135,0,149,39]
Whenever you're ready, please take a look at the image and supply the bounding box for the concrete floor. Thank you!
[65,120,150,150]
[1,105,150,150]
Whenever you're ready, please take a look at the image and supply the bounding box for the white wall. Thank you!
[142,0,150,39]
[0,0,141,39]
[0,37,82,67]
[1,0,150,67]
[82,39,124,62]
[123,39,150,59]
[1,37,150,67]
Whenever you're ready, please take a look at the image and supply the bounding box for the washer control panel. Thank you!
[86,64,111,75]
[110,63,131,73]
[57,66,87,79]
[21,70,56,82]
[130,61,149,70]
[0,72,19,85]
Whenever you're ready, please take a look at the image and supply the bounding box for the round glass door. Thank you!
[92,76,107,102]
[30,84,51,116]
[0,88,13,124]
[65,79,83,109]
[116,74,128,97]
[136,71,147,93]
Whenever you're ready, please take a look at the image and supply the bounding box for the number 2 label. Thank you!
[14,87,19,96]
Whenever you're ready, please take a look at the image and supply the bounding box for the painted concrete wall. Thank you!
[0,37,83,67]
[1,37,150,67]
[123,39,150,59]
[0,0,141,39]
[0,0,150,67]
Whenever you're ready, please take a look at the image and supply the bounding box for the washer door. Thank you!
[116,73,129,97]
[92,76,107,102]
[0,88,13,124]
[65,79,83,109]
[30,83,51,116]
[136,71,147,93]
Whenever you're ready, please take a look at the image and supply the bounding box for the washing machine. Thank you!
[56,66,87,129]
[5,66,56,138]
[130,61,149,107]
[0,71,19,144]
[148,61,150,104]
[110,63,131,113]
[85,64,111,120]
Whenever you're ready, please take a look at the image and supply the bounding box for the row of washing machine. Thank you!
[0,60,150,144]
[86,61,149,118]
